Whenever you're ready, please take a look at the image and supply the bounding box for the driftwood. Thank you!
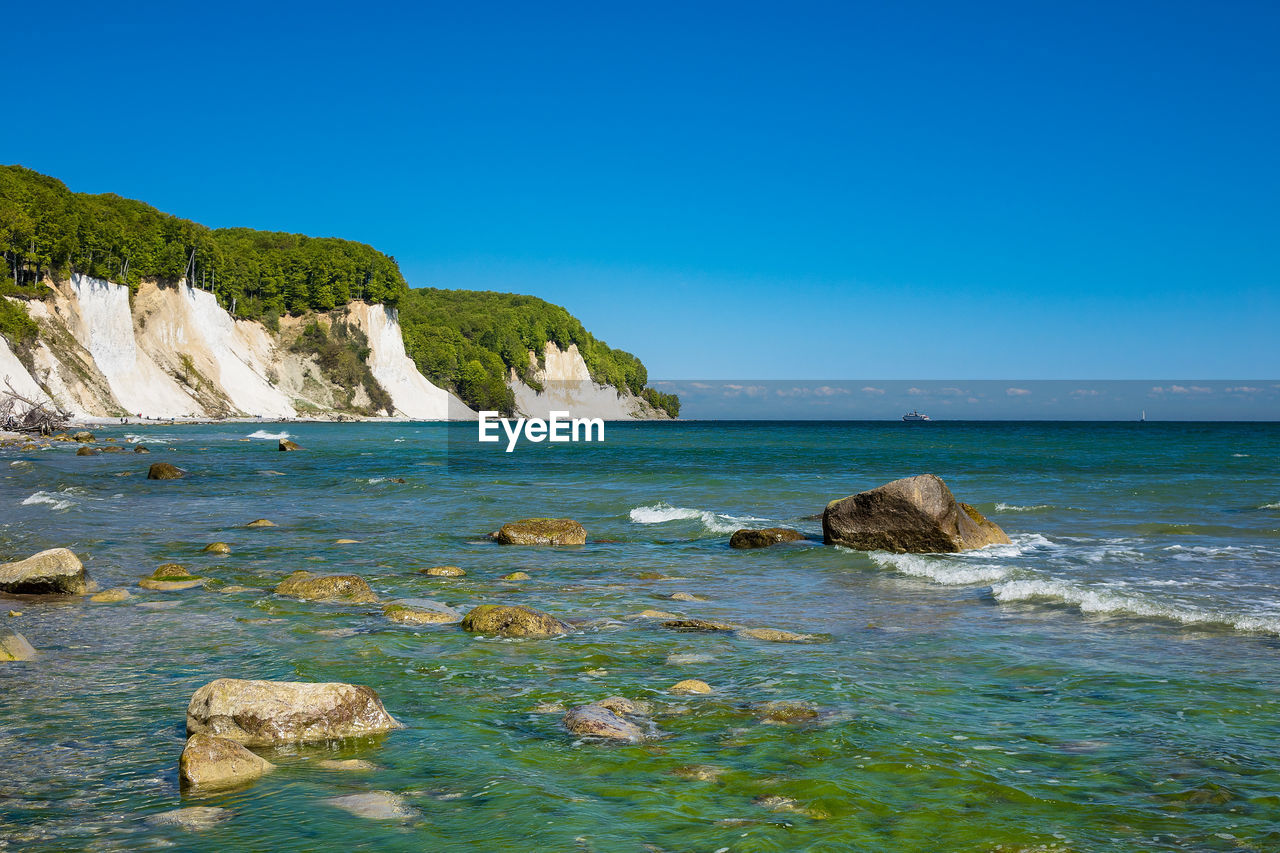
[1,380,71,435]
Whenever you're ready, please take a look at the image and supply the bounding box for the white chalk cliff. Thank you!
[510,341,669,420]
[1,275,472,420]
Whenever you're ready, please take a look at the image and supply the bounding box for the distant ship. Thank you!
[902,410,931,422]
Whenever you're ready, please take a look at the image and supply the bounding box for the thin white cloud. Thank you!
[1169,385,1212,394]
[1006,387,1031,396]
[1071,389,1100,397]
[861,386,885,395]
[907,387,926,396]
[1225,386,1260,393]
[813,385,850,397]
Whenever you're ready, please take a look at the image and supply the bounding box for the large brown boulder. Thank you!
[492,518,586,545]
[147,462,185,480]
[186,678,402,746]
[822,474,1010,553]
[460,604,571,637]
[274,571,378,603]
[0,548,90,595]
[729,528,807,549]
[179,733,275,790]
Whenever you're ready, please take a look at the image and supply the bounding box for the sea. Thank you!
[1,420,1278,851]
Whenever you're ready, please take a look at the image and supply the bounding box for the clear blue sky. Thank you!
[7,1,1278,379]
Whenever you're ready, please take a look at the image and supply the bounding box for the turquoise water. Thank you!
[2,421,1279,851]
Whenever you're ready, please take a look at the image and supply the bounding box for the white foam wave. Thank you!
[247,430,290,440]
[627,502,763,534]
[22,490,75,511]
[871,551,1010,585]
[124,433,169,444]
[1261,502,1280,510]
[991,578,1280,635]
[994,503,1051,512]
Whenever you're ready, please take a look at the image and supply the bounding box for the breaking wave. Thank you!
[870,551,1011,585]
[991,578,1280,636]
[994,503,1052,512]
[22,490,75,511]
[628,502,765,534]
[247,430,290,440]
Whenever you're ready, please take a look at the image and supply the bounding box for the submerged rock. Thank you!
[751,700,821,724]
[279,439,302,451]
[203,542,231,555]
[668,592,706,602]
[274,571,378,603]
[323,791,417,821]
[384,602,462,625]
[179,733,275,790]
[316,758,378,771]
[460,604,572,638]
[140,577,204,591]
[0,628,36,661]
[822,474,1010,553]
[246,519,276,528]
[492,518,586,545]
[147,462,184,480]
[145,806,231,831]
[133,445,150,453]
[75,446,98,456]
[735,627,819,643]
[419,566,465,577]
[186,678,402,746]
[0,548,90,595]
[729,527,808,549]
[563,703,646,742]
[500,571,531,580]
[661,618,739,633]
[670,679,713,695]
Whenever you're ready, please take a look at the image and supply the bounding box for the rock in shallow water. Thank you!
[0,548,90,595]
[670,679,713,695]
[323,791,417,820]
[90,587,132,603]
[735,627,819,643]
[179,733,275,790]
[822,473,1010,553]
[563,703,646,742]
[492,518,586,545]
[186,678,402,746]
[461,604,571,638]
[147,462,184,480]
[0,627,36,661]
[729,527,808,548]
[274,570,378,603]
[145,806,231,831]
[384,602,462,625]
[279,439,302,451]
[246,518,276,528]
[420,565,465,577]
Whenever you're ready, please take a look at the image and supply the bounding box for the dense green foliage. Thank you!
[290,320,394,415]
[0,165,406,324]
[399,288,679,417]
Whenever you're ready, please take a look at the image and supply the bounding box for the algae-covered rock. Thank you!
[186,678,402,746]
[500,571,531,580]
[0,548,90,595]
[179,733,275,790]
[668,592,706,602]
[75,446,99,456]
[661,618,739,632]
[735,627,820,643]
[822,474,1011,553]
[563,703,646,742]
[274,570,378,603]
[246,519,276,528]
[384,602,462,625]
[492,518,586,545]
[751,700,821,724]
[279,439,302,451]
[133,445,150,453]
[729,527,807,549]
[90,587,132,603]
[72,431,95,442]
[420,566,465,577]
[460,604,571,638]
[670,679,713,695]
[203,542,231,555]
[147,462,184,480]
[0,628,36,661]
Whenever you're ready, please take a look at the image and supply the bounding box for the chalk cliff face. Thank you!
[510,341,670,420]
[1,275,472,420]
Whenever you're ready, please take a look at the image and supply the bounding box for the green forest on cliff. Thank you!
[0,165,677,417]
